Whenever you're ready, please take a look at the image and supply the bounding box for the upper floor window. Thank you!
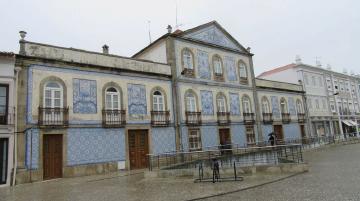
[213,55,223,76]
[216,94,227,112]
[242,95,252,113]
[261,97,270,113]
[44,82,63,108]
[152,91,165,111]
[315,99,320,109]
[304,74,309,85]
[238,61,248,79]
[296,99,303,113]
[105,87,120,110]
[312,76,316,86]
[185,92,197,112]
[322,99,327,109]
[280,98,288,113]
[182,48,194,70]
[319,77,323,87]
[0,84,9,125]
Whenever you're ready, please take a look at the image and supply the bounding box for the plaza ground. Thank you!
[1,143,360,201]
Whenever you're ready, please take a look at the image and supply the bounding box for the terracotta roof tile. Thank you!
[257,63,296,78]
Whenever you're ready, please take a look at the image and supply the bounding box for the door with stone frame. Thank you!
[128,130,149,170]
[43,134,63,180]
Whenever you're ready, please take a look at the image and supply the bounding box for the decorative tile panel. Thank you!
[271,96,280,118]
[184,25,242,51]
[225,56,237,81]
[200,90,214,115]
[73,79,97,114]
[25,128,39,170]
[67,128,125,166]
[231,125,246,147]
[283,123,301,139]
[197,50,211,79]
[229,93,241,115]
[127,84,147,115]
[181,126,189,151]
[151,127,176,155]
[201,126,218,150]
[288,97,296,115]
[262,125,274,141]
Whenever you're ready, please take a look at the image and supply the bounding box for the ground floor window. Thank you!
[246,125,256,145]
[188,129,202,151]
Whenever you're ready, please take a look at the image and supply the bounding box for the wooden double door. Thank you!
[129,130,149,170]
[0,138,9,184]
[43,135,63,180]
[219,128,232,153]
[273,125,284,144]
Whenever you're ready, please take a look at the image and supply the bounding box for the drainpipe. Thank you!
[12,65,21,186]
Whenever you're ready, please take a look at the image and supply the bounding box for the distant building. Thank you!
[258,58,360,138]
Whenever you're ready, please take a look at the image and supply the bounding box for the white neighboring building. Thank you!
[0,52,17,187]
[258,58,360,138]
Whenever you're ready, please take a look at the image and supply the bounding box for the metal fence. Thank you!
[148,135,360,171]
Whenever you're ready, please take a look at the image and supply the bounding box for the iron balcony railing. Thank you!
[262,113,273,124]
[182,68,195,77]
[38,107,69,127]
[0,107,15,125]
[102,109,126,127]
[243,112,255,124]
[281,113,291,124]
[151,111,170,127]
[297,113,306,123]
[185,111,202,126]
[217,112,230,125]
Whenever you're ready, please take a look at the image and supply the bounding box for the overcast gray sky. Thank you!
[1,0,359,76]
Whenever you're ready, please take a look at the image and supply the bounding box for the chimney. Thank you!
[316,59,322,68]
[295,55,302,64]
[167,25,172,34]
[246,47,251,53]
[19,31,27,55]
[102,44,109,54]
[350,70,355,76]
[326,64,332,70]
[343,68,348,75]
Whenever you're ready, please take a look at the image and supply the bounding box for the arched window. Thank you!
[213,55,223,76]
[182,49,194,70]
[152,91,165,111]
[280,98,288,113]
[105,87,120,110]
[239,61,248,79]
[261,97,270,113]
[44,82,63,108]
[296,99,303,113]
[242,95,252,113]
[185,92,197,112]
[216,94,227,112]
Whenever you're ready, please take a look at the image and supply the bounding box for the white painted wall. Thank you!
[136,40,168,64]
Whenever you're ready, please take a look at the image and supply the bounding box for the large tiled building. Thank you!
[10,21,309,184]
[134,21,307,150]
[258,57,360,138]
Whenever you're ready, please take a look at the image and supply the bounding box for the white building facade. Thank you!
[0,52,17,187]
[258,59,360,138]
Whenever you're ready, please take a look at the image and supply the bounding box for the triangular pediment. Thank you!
[182,22,245,52]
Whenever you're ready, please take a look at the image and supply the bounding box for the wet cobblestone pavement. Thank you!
[202,143,360,201]
[1,143,359,201]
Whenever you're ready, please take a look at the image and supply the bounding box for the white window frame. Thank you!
[188,129,202,151]
[296,100,303,114]
[153,91,165,112]
[262,98,270,113]
[105,87,120,110]
[44,82,63,108]
[182,49,193,70]
[242,96,252,113]
[186,93,197,112]
[217,96,226,112]
[213,56,223,75]
[239,62,248,79]
[280,98,288,113]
